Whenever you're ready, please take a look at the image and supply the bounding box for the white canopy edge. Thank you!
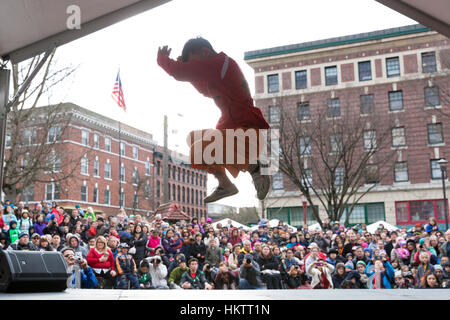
[1,0,171,64]
[376,0,450,37]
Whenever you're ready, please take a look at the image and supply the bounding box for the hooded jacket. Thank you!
[146,255,168,288]
[34,221,46,236]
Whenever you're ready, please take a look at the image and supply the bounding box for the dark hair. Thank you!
[181,37,216,62]
[188,257,198,265]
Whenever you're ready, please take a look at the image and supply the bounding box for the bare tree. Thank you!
[3,49,89,201]
[274,93,397,226]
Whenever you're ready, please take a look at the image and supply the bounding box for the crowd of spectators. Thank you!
[1,200,449,290]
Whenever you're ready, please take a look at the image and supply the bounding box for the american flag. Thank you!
[112,70,126,111]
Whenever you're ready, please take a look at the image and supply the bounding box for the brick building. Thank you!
[8,103,208,218]
[245,24,450,228]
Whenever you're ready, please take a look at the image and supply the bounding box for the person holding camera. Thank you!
[307,257,335,289]
[180,258,213,290]
[285,263,309,289]
[364,255,395,289]
[239,254,263,289]
[146,255,169,289]
[62,247,97,289]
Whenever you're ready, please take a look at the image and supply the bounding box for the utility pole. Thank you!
[0,68,10,202]
[163,115,169,203]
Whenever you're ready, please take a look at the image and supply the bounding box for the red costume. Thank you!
[157,52,270,177]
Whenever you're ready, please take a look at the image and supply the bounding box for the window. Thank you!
[48,127,61,143]
[388,91,403,111]
[81,130,89,145]
[340,203,385,226]
[93,187,98,203]
[273,171,284,190]
[394,162,409,182]
[297,102,310,121]
[427,123,443,145]
[330,134,343,153]
[81,185,88,202]
[120,142,125,156]
[299,136,311,155]
[183,169,186,183]
[328,98,341,118]
[363,130,377,151]
[295,70,307,89]
[93,134,99,149]
[392,127,406,147]
[104,189,110,205]
[133,146,138,159]
[178,167,181,181]
[145,182,150,199]
[424,87,440,108]
[119,191,125,207]
[195,172,198,185]
[360,94,374,115]
[81,156,89,175]
[358,61,372,81]
[21,186,34,203]
[325,66,338,85]
[120,166,125,182]
[303,169,313,187]
[431,159,443,179]
[335,167,344,186]
[422,52,437,73]
[45,183,60,200]
[48,151,61,173]
[269,106,281,124]
[105,137,111,152]
[23,129,36,145]
[145,161,150,175]
[365,165,379,184]
[133,167,139,184]
[5,134,10,147]
[104,163,111,179]
[187,188,190,204]
[156,180,160,198]
[156,161,161,176]
[267,74,279,93]
[386,57,400,77]
[182,187,186,203]
[93,159,99,176]
[396,199,447,225]
[133,192,139,208]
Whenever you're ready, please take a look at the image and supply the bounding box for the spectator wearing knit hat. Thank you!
[7,231,37,251]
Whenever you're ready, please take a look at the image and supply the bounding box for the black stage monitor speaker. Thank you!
[0,249,70,292]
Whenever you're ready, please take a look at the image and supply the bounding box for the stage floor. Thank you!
[1,288,449,300]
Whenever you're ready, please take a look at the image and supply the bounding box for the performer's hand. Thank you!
[158,45,171,57]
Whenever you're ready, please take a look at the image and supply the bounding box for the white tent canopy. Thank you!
[212,218,250,231]
[0,0,171,63]
[366,220,399,234]
[250,219,298,233]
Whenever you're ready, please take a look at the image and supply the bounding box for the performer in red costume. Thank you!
[157,37,270,203]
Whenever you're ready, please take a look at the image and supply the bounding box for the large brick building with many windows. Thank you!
[8,103,208,218]
[245,24,450,228]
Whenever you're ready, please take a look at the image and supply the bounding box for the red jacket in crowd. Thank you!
[87,248,115,271]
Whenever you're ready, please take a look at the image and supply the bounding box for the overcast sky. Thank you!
[45,0,416,209]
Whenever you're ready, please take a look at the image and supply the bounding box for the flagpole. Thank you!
[119,120,122,209]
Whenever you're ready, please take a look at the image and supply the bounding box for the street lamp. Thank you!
[438,158,449,230]
[301,194,307,227]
